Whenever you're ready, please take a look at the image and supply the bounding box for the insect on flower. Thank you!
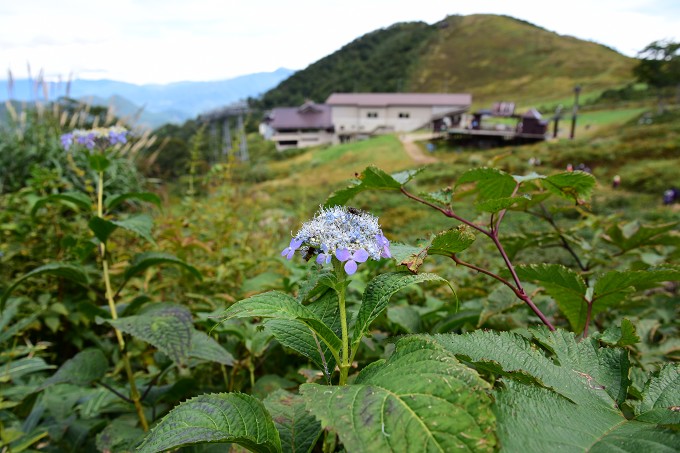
[281,205,392,275]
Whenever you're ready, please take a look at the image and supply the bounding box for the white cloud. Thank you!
[1,0,678,84]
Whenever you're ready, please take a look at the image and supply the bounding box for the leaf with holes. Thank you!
[108,304,193,365]
[300,336,496,452]
[137,393,281,453]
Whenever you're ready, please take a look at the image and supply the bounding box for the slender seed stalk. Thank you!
[97,170,149,432]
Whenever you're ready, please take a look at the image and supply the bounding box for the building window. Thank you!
[398,112,410,118]
[367,112,378,118]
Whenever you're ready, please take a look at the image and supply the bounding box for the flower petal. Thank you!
[335,248,351,262]
[291,238,303,249]
[344,260,358,275]
[352,248,369,263]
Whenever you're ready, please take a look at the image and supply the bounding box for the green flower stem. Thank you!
[96,170,149,432]
[333,259,351,386]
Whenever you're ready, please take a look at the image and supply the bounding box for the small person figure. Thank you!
[663,188,679,205]
[612,175,621,189]
[566,163,573,172]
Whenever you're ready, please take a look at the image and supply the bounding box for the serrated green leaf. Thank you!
[456,167,516,199]
[543,170,596,203]
[323,166,402,207]
[515,264,588,333]
[636,363,680,425]
[428,225,476,256]
[30,191,92,217]
[108,304,193,365]
[603,221,680,253]
[599,319,641,346]
[476,195,529,213]
[263,390,322,453]
[1,262,91,311]
[222,291,341,364]
[495,380,679,453]
[105,192,162,211]
[190,330,234,366]
[122,251,202,284]
[434,329,679,451]
[38,349,107,390]
[300,336,496,452]
[351,272,453,354]
[137,393,281,453]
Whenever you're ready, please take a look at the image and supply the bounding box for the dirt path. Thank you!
[399,133,438,164]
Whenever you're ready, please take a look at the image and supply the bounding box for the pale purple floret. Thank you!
[376,233,392,258]
[76,132,96,150]
[109,129,128,145]
[316,244,332,265]
[281,237,303,260]
[335,248,369,275]
[60,133,74,150]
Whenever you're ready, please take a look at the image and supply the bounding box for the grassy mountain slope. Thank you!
[256,14,635,110]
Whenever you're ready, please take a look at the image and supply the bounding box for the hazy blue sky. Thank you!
[1,0,679,84]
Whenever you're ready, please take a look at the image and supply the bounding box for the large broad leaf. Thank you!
[635,363,680,425]
[263,390,322,453]
[30,191,92,217]
[105,192,162,211]
[300,336,496,452]
[137,393,281,453]
[88,214,156,245]
[542,171,596,204]
[432,329,680,452]
[38,349,108,390]
[324,166,403,207]
[264,290,340,377]
[108,304,193,365]
[603,221,680,253]
[351,272,453,354]
[1,262,91,311]
[222,291,342,364]
[515,264,588,332]
[456,167,517,200]
[190,330,234,366]
[121,251,202,288]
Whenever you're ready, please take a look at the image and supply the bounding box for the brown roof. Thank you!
[268,102,333,130]
[325,93,472,107]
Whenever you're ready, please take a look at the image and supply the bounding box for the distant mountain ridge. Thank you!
[0,68,295,128]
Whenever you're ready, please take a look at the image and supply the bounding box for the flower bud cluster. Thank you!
[281,206,392,275]
[60,126,128,151]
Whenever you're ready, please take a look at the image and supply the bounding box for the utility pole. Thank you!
[570,85,581,139]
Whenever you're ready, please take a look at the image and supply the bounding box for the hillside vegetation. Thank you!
[255,14,635,110]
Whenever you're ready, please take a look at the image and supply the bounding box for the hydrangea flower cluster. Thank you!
[281,206,392,275]
[60,126,128,151]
